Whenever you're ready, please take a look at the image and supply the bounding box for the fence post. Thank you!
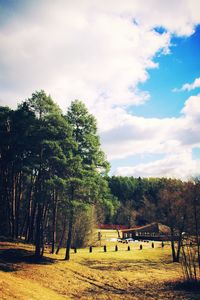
[89,246,92,253]
[115,245,118,252]
[104,245,107,252]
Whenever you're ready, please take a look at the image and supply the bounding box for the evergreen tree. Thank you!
[64,100,109,260]
[23,90,73,258]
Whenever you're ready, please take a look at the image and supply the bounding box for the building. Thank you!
[121,222,171,241]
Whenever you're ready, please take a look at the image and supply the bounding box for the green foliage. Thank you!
[66,100,110,173]
[107,176,165,226]
[23,90,61,119]
[1,90,199,265]
[63,100,110,259]
[72,205,95,248]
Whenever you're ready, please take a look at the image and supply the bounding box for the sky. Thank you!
[0,0,200,179]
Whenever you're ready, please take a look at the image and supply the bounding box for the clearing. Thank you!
[0,239,199,299]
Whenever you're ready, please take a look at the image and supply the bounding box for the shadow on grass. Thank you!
[80,258,173,272]
[69,267,190,300]
[167,280,200,292]
[71,264,200,300]
[68,267,133,296]
[0,248,56,272]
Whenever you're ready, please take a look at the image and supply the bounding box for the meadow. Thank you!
[0,231,199,300]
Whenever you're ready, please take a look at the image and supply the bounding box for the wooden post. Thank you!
[115,245,118,252]
[104,245,107,252]
[127,245,130,251]
[161,241,164,248]
[89,246,92,253]
[140,245,143,250]
[98,231,102,246]
[74,247,77,253]
[152,242,154,248]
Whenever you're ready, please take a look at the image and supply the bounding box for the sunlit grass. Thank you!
[0,240,199,299]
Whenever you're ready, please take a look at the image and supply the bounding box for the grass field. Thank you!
[0,233,200,299]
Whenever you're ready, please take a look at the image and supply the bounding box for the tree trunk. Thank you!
[175,235,182,263]
[10,166,16,239]
[27,200,36,242]
[19,212,27,239]
[26,175,35,241]
[15,171,23,239]
[65,208,74,260]
[35,203,43,259]
[116,229,121,238]
[170,227,178,262]
[0,167,10,236]
[51,190,58,254]
[56,219,67,255]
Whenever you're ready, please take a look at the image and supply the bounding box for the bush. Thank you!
[181,235,200,283]
[72,205,96,248]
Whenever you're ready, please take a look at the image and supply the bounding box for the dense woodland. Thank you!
[0,90,199,266]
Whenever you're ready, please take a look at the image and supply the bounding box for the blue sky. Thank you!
[112,23,200,176]
[132,25,200,119]
[0,0,200,178]
[109,21,200,176]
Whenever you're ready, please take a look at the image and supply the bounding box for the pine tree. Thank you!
[64,100,109,260]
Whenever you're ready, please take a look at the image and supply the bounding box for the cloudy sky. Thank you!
[0,0,200,179]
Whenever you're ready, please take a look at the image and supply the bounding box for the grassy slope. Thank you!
[0,238,199,299]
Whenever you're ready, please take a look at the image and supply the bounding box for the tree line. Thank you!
[0,90,113,260]
[108,176,200,265]
[0,90,199,267]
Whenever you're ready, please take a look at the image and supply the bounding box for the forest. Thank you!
[0,90,199,266]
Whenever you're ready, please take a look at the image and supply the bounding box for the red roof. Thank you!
[97,224,129,230]
[121,222,170,234]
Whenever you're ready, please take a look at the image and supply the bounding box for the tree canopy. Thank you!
[0,90,199,264]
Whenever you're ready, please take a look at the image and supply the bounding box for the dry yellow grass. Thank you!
[0,240,199,299]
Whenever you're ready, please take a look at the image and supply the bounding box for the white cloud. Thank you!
[1,0,200,109]
[182,78,200,91]
[1,0,200,178]
[102,93,200,178]
[115,151,200,179]
[181,93,200,119]
[100,110,184,160]
[173,77,200,92]
[0,0,172,109]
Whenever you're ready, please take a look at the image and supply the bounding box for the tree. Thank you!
[0,106,12,236]
[159,179,187,262]
[0,104,37,238]
[192,179,200,270]
[23,90,72,259]
[181,179,200,281]
[64,100,109,260]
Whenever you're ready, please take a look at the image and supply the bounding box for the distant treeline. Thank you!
[0,90,199,263]
[106,172,200,264]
